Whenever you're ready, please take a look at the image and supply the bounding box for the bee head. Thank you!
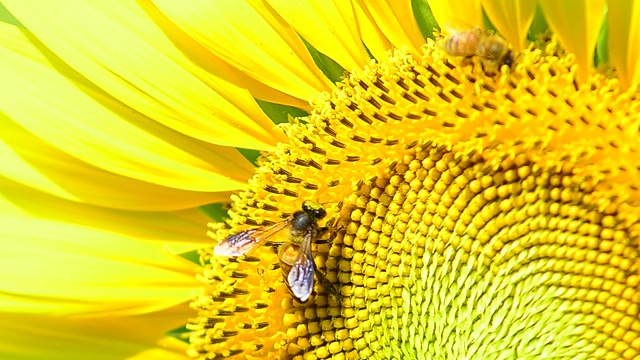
[503,52,514,68]
[302,201,327,219]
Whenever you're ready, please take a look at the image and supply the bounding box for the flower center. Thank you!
[191,40,640,359]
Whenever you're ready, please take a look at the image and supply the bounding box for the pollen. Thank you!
[191,39,640,359]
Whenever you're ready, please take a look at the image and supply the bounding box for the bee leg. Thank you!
[480,61,498,77]
[460,56,474,68]
[311,227,332,245]
[313,263,343,301]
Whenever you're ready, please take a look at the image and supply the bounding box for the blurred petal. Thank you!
[538,0,606,81]
[0,22,257,195]
[0,211,202,316]
[608,0,640,88]
[2,1,285,149]
[267,0,370,72]
[482,0,536,51]
[0,119,237,210]
[359,0,426,54]
[152,0,334,102]
[353,0,394,60]
[0,307,192,360]
[130,338,191,360]
[427,0,483,29]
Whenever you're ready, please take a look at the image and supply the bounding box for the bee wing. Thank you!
[214,220,290,257]
[287,231,315,302]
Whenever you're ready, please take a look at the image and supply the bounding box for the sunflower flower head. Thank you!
[191,3,640,356]
[6,0,640,359]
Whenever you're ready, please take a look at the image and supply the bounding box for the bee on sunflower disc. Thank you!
[439,26,514,72]
[214,201,328,302]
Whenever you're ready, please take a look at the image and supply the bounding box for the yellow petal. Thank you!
[608,0,640,88]
[537,0,606,81]
[0,180,212,244]
[0,119,244,209]
[427,0,483,29]
[2,2,286,149]
[266,0,370,72]
[138,0,309,110]
[0,213,201,316]
[482,0,536,51]
[0,307,192,359]
[353,0,395,60]
[152,0,334,102]
[0,23,258,194]
[130,338,191,360]
[358,0,426,54]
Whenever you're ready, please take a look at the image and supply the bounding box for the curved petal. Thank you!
[353,0,394,60]
[482,0,536,51]
[0,119,240,210]
[138,0,309,110]
[427,0,483,30]
[608,0,640,88]
[359,0,426,54]
[0,212,202,316]
[152,0,334,102]
[0,307,192,360]
[537,0,606,81]
[0,22,258,194]
[2,1,286,149]
[267,0,370,72]
[0,179,212,244]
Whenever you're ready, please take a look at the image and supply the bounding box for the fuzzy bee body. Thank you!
[440,27,514,70]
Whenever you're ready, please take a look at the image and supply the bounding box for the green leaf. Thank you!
[178,250,202,265]
[256,98,308,125]
[595,7,609,67]
[482,9,498,33]
[0,3,23,28]
[236,147,262,165]
[299,36,347,83]
[166,325,190,343]
[527,6,549,41]
[199,202,230,222]
[412,0,439,40]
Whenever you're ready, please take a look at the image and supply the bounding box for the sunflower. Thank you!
[1,1,639,359]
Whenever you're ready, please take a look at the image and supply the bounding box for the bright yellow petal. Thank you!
[131,338,191,360]
[267,0,370,72]
[152,0,334,102]
[0,23,258,194]
[2,1,286,149]
[0,213,201,316]
[427,0,483,29]
[138,0,309,110]
[0,307,192,360]
[537,0,606,81]
[358,0,426,54]
[353,0,394,60]
[0,180,212,244]
[482,0,536,51]
[0,120,240,209]
[608,0,640,88]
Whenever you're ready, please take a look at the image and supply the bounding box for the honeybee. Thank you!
[439,27,514,70]
[214,201,328,302]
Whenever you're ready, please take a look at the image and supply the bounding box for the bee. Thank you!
[439,27,514,71]
[214,201,328,302]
